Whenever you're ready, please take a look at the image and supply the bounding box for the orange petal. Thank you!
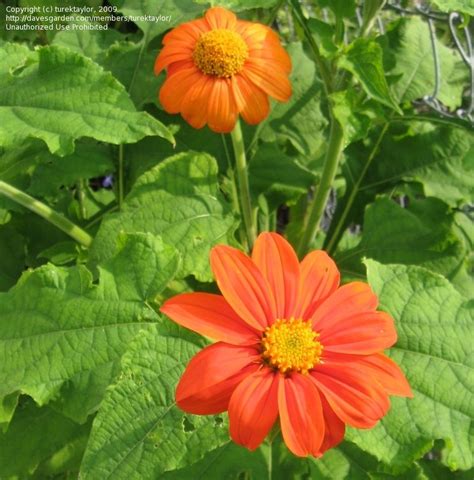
[320,311,397,355]
[211,245,277,331]
[229,368,279,450]
[159,66,202,114]
[251,233,300,319]
[317,394,345,455]
[278,373,325,457]
[248,45,292,74]
[243,60,292,102]
[163,19,209,45]
[205,6,237,30]
[311,363,390,429]
[312,282,378,332]
[181,74,214,129]
[293,250,340,320]
[236,21,280,49]
[154,44,193,75]
[176,342,260,415]
[231,74,269,125]
[353,353,413,398]
[206,78,238,133]
[161,293,260,345]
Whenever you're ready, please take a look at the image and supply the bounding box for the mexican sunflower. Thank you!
[154,7,292,133]
[161,233,413,457]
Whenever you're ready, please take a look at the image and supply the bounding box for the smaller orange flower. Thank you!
[154,7,292,133]
[161,233,413,457]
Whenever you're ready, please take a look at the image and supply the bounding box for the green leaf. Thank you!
[54,26,162,109]
[161,443,268,480]
[194,0,279,10]
[317,0,356,18]
[111,0,205,41]
[0,233,179,423]
[418,458,474,479]
[325,123,474,252]
[52,24,124,60]
[346,261,474,472]
[80,325,229,479]
[101,40,163,108]
[308,441,426,479]
[339,38,401,113]
[0,44,173,155]
[432,0,474,15]
[28,142,113,197]
[0,398,91,478]
[0,223,26,291]
[383,17,466,108]
[336,196,468,283]
[257,43,328,159]
[90,151,236,282]
[330,89,380,144]
[249,144,316,210]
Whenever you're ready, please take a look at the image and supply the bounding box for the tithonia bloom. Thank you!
[161,233,412,457]
[154,7,292,133]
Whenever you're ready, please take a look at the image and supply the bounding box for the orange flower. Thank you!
[161,233,413,457]
[154,7,292,133]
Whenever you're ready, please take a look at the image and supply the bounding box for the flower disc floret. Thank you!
[262,318,323,375]
[193,29,248,78]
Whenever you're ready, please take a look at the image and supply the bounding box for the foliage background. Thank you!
[0,0,473,478]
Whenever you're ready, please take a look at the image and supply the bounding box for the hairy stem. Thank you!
[0,180,93,247]
[230,120,257,249]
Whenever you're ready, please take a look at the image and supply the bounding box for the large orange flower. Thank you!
[154,7,292,133]
[161,233,412,457]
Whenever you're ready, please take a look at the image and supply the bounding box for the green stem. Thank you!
[268,439,272,480]
[0,180,93,247]
[117,144,124,209]
[230,120,256,249]
[325,122,389,254]
[297,120,345,257]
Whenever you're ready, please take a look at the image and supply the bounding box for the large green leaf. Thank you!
[340,38,401,113]
[0,223,25,291]
[432,0,474,15]
[90,151,236,281]
[336,196,468,284]
[346,261,474,473]
[111,0,205,41]
[80,325,228,479]
[53,26,161,108]
[0,233,179,424]
[0,44,173,155]
[28,142,113,197]
[0,398,91,478]
[249,144,316,210]
[382,17,466,109]
[309,441,426,479]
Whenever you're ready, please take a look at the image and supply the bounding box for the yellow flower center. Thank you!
[262,318,323,375]
[193,29,248,78]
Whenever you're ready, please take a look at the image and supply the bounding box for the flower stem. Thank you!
[230,120,256,249]
[0,180,93,248]
[297,120,345,257]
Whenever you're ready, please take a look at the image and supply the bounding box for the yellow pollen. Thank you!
[262,318,323,375]
[193,29,248,78]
